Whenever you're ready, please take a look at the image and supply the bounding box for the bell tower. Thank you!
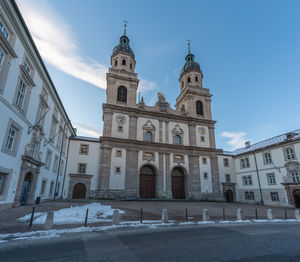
[106,22,139,108]
[175,41,212,120]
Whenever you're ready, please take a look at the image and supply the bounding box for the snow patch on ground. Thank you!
[18,203,124,224]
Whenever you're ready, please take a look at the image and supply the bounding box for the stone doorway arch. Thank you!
[171,167,185,199]
[20,172,33,205]
[139,165,156,198]
[293,190,300,208]
[72,183,86,199]
[225,189,234,202]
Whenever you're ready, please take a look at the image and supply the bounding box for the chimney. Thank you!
[245,141,251,148]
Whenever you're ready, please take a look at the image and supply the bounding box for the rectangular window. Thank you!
[200,136,205,142]
[202,158,207,164]
[240,157,250,168]
[223,158,229,167]
[118,126,123,133]
[78,163,87,174]
[40,180,46,195]
[5,126,17,151]
[49,181,54,195]
[15,79,27,109]
[0,21,9,39]
[0,49,4,67]
[203,172,208,179]
[115,167,121,173]
[267,173,276,185]
[0,172,7,195]
[116,150,122,157]
[270,192,279,201]
[53,155,59,173]
[291,172,300,183]
[80,144,89,155]
[225,174,231,183]
[56,182,61,196]
[56,126,63,149]
[242,176,252,185]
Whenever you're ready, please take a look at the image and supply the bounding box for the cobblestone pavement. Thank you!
[0,200,297,234]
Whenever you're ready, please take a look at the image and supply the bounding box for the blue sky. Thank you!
[17,0,300,151]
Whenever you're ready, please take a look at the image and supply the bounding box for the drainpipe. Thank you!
[60,135,71,199]
[253,152,264,205]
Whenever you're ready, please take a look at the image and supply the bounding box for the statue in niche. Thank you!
[180,104,186,112]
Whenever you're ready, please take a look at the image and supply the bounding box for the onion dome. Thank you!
[180,41,202,78]
[112,22,135,58]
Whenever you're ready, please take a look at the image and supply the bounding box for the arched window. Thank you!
[196,100,203,115]
[187,77,191,83]
[249,191,255,200]
[174,135,181,145]
[122,59,126,66]
[145,131,153,142]
[195,76,198,82]
[114,60,118,66]
[245,191,249,200]
[117,86,127,102]
[285,147,295,160]
[182,81,184,88]
[130,63,132,70]
[264,152,272,164]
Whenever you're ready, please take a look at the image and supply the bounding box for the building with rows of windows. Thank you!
[0,0,75,209]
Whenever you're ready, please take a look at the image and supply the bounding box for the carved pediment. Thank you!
[143,120,156,131]
[172,124,184,135]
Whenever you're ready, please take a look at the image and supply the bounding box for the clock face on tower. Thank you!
[115,115,126,125]
[198,127,206,135]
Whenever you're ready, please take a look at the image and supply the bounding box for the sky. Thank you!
[16,0,300,151]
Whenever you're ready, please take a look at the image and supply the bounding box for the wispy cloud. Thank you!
[138,79,157,93]
[17,0,107,89]
[221,131,247,150]
[147,94,157,106]
[72,121,101,138]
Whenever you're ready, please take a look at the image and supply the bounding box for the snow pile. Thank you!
[18,203,124,225]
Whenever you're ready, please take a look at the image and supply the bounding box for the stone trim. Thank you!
[68,174,93,199]
[0,165,13,201]
[103,103,216,126]
[143,151,155,162]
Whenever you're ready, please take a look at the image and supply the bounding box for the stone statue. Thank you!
[24,143,31,155]
[180,104,186,112]
[38,151,42,161]
[157,91,166,102]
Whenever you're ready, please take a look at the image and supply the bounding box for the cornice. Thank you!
[103,103,216,126]
[100,136,218,155]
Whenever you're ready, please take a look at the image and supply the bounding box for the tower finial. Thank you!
[187,39,191,54]
[123,20,128,36]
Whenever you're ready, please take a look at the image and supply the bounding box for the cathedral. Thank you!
[94,26,222,200]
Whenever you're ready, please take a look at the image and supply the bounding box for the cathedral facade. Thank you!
[96,29,222,200]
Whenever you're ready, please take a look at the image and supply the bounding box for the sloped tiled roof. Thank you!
[230,129,300,156]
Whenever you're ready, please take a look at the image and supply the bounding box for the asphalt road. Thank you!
[1,223,300,261]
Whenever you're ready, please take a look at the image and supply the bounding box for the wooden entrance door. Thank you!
[293,190,300,208]
[20,173,32,205]
[226,190,234,202]
[171,168,185,199]
[140,166,155,198]
[72,183,86,199]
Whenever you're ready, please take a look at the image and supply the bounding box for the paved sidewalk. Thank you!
[0,200,296,234]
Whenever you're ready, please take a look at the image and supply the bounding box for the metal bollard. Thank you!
[185,208,188,222]
[222,208,225,221]
[84,208,89,227]
[140,208,143,224]
[255,208,258,220]
[29,205,35,228]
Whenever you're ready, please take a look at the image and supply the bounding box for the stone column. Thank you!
[165,121,169,143]
[165,153,172,198]
[208,126,216,148]
[99,146,112,192]
[159,120,163,143]
[210,156,221,193]
[125,149,139,197]
[157,153,164,197]
[103,111,113,137]
[188,154,201,198]
[188,123,196,146]
[128,115,137,140]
